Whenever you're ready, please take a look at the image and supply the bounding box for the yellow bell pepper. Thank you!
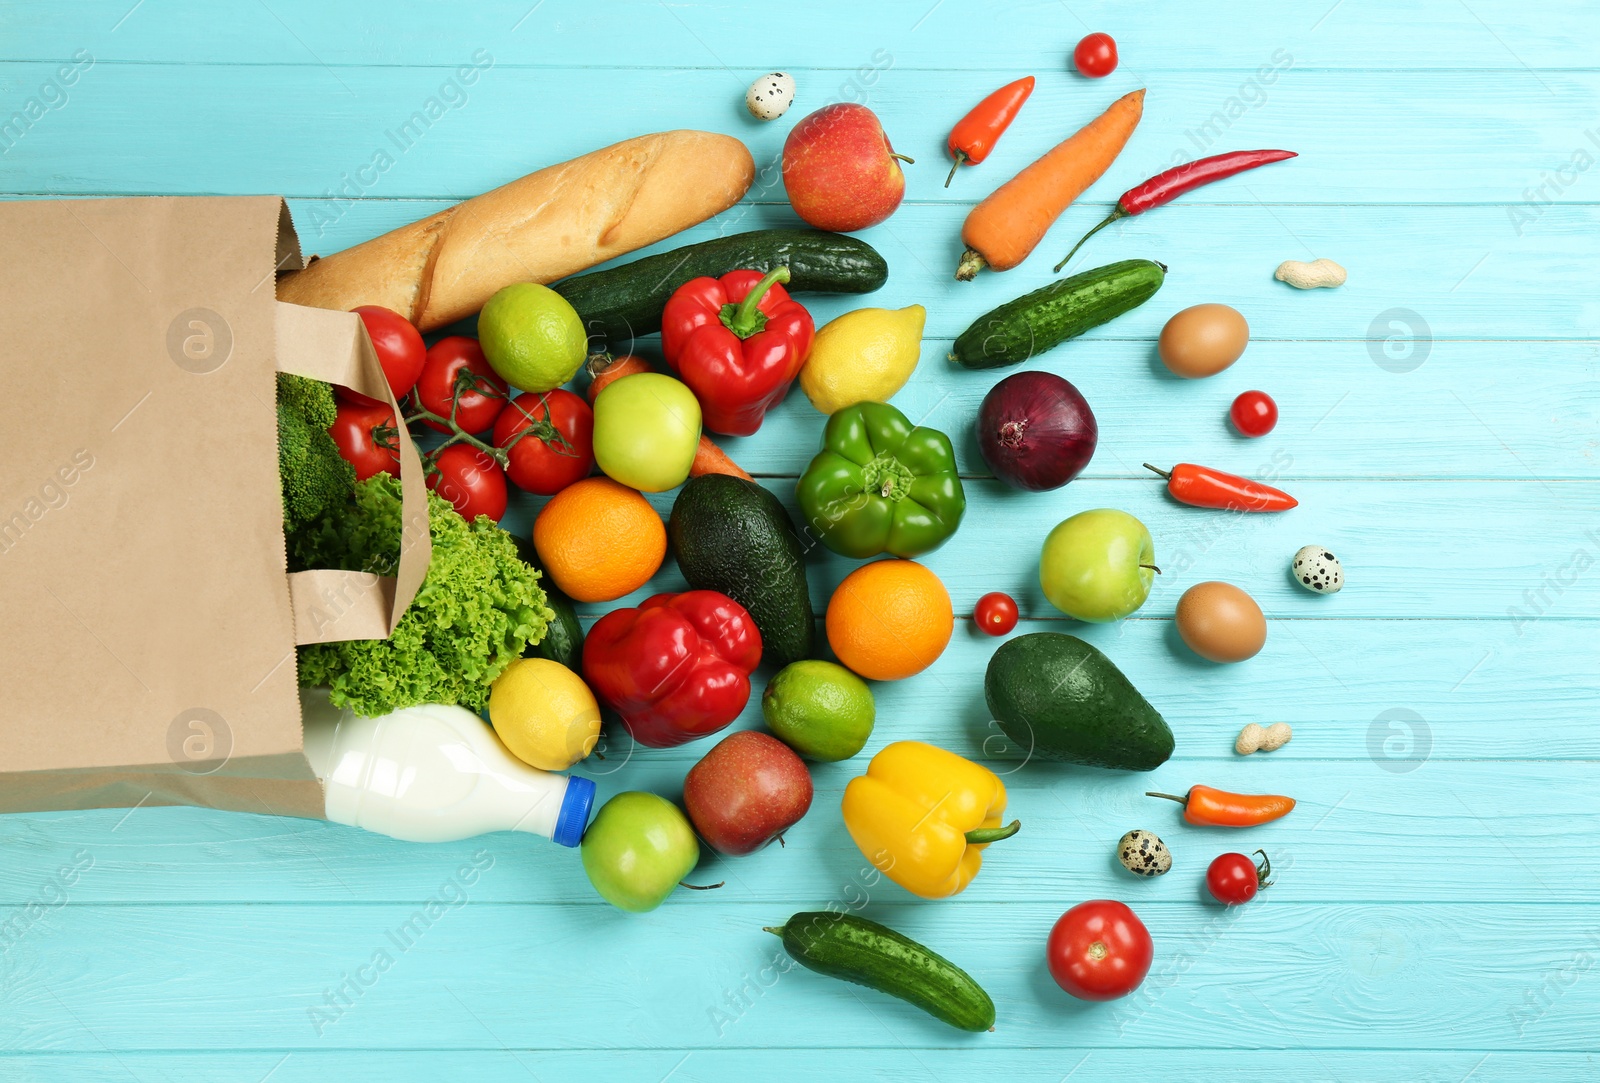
[841,740,1019,899]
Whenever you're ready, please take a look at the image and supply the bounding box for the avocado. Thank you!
[984,632,1173,771]
[669,475,815,668]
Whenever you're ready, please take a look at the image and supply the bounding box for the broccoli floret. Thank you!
[276,371,355,534]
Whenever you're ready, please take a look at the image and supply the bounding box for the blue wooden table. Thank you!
[4,2,1598,1079]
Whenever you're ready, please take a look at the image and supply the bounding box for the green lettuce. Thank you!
[290,475,553,716]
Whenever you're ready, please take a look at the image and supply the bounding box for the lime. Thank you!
[489,658,601,770]
[762,660,875,762]
[478,282,588,393]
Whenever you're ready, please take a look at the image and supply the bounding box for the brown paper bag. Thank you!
[0,196,429,818]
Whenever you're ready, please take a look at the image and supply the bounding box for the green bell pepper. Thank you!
[796,402,966,559]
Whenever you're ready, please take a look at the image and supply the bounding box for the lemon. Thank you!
[799,304,925,415]
[489,658,602,770]
[478,283,588,392]
[762,660,875,762]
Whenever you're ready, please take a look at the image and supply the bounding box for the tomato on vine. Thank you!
[415,336,508,435]
[493,389,594,495]
[342,305,426,406]
[427,444,508,523]
[329,400,399,480]
[1206,849,1273,905]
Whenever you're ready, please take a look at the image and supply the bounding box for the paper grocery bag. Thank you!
[0,196,428,818]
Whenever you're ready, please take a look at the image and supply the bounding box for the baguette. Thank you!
[279,130,755,331]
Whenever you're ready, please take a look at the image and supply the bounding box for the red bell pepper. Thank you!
[581,590,763,748]
[660,266,814,437]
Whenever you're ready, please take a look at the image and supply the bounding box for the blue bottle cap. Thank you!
[552,774,596,848]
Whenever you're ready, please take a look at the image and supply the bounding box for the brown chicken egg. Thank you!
[1157,303,1250,378]
[1175,581,1266,663]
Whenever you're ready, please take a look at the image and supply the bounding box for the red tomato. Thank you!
[974,592,1019,636]
[1207,850,1272,906]
[416,336,508,435]
[1230,390,1278,437]
[428,444,508,522]
[492,390,595,495]
[328,401,399,481]
[1073,33,1118,78]
[340,306,426,406]
[1046,900,1152,1001]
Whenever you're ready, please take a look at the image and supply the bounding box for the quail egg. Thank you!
[1292,545,1344,594]
[1116,829,1172,877]
[746,72,795,121]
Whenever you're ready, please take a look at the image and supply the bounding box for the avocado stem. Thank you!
[964,819,1021,845]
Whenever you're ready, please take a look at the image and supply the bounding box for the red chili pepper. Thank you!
[661,266,814,437]
[1144,462,1297,512]
[582,591,763,749]
[1055,149,1297,270]
[944,75,1035,188]
[1147,786,1295,827]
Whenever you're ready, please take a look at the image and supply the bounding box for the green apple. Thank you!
[580,791,700,912]
[592,373,702,492]
[1040,509,1155,622]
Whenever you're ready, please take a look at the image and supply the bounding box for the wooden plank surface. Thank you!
[1,1,1596,1080]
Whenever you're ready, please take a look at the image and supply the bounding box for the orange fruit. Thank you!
[826,559,954,681]
[532,477,665,602]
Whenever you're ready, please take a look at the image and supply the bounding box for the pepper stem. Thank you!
[1146,792,1188,806]
[944,151,967,188]
[720,266,790,339]
[1143,463,1172,480]
[954,248,987,281]
[1054,207,1127,273]
[964,819,1021,845]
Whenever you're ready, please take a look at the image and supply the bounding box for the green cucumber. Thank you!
[949,258,1166,369]
[766,911,995,1032]
[512,537,584,671]
[554,229,888,345]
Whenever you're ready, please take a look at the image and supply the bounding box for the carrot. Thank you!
[584,352,653,403]
[585,352,750,481]
[955,88,1145,280]
[690,436,752,481]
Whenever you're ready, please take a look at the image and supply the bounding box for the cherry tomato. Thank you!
[1230,390,1278,437]
[340,306,426,406]
[1046,900,1152,1001]
[974,592,1019,636]
[416,336,508,435]
[427,444,508,522]
[1206,850,1272,906]
[328,400,399,481]
[1073,33,1118,78]
[493,390,595,495]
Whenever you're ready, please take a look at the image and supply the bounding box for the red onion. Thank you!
[976,371,1097,491]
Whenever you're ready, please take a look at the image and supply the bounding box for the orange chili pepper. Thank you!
[945,75,1035,187]
[1147,785,1295,827]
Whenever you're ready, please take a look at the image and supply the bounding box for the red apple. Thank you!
[683,731,813,856]
[782,103,909,232]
